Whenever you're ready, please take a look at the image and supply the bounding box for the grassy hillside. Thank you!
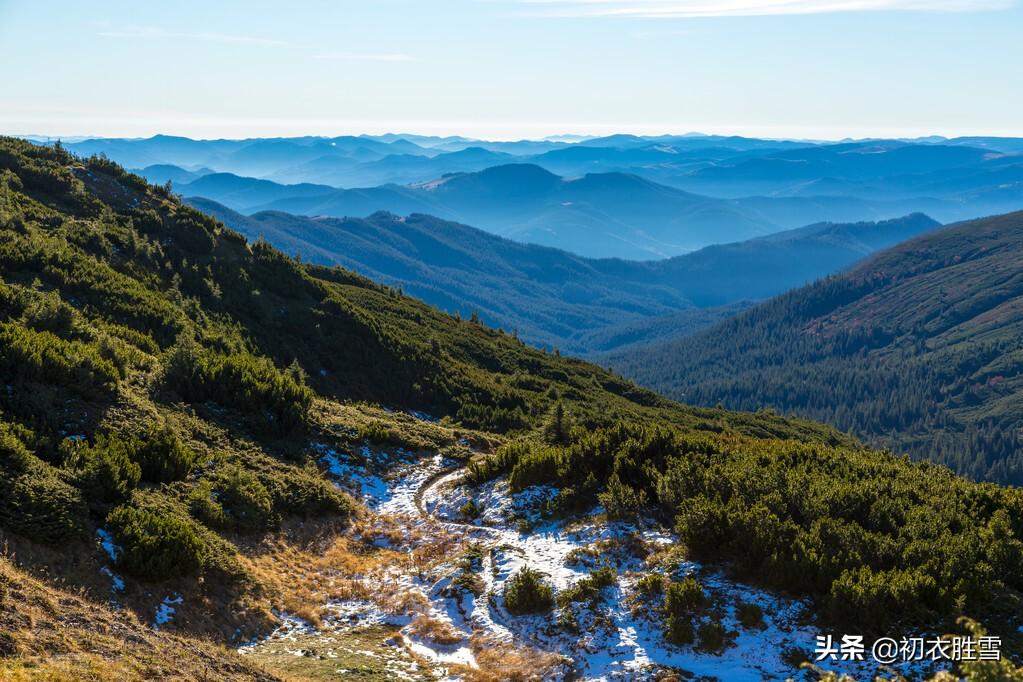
[0,556,280,682]
[2,137,1022,676]
[610,210,1023,484]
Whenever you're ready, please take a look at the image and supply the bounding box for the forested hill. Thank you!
[610,210,1023,485]
[189,197,939,353]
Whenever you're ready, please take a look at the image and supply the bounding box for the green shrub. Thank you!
[636,572,666,597]
[133,426,196,483]
[357,421,402,445]
[827,566,938,628]
[736,600,765,629]
[662,575,708,646]
[558,564,617,605]
[21,289,76,336]
[107,505,207,581]
[665,615,694,645]
[0,322,119,396]
[191,466,275,534]
[68,434,141,506]
[0,422,33,468]
[508,445,561,493]
[597,473,647,520]
[164,340,312,435]
[459,499,482,520]
[0,458,87,544]
[188,481,227,529]
[665,575,707,615]
[191,463,349,532]
[697,620,730,653]
[217,466,274,532]
[265,467,351,520]
[503,567,555,615]
[464,441,528,486]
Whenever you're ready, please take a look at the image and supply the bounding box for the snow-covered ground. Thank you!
[240,442,941,681]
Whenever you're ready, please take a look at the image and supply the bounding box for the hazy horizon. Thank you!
[3,0,1022,140]
[12,129,1019,144]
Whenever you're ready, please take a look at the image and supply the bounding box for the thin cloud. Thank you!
[517,0,1014,18]
[313,51,415,62]
[98,25,283,46]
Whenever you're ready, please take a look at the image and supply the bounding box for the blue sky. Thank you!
[1,0,1021,140]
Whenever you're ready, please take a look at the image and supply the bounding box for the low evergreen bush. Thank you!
[108,505,207,581]
[503,567,555,615]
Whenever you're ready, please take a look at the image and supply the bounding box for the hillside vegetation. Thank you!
[467,422,1023,635]
[0,136,827,647]
[611,210,1023,485]
[2,137,1022,676]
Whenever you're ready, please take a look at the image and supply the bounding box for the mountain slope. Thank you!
[186,199,694,352]
[0,555,279,682]
[175,172,337,211]
[645,212,941,307]
[134,163,214,186]
[610,210,1023,484]
[190,198,941,352]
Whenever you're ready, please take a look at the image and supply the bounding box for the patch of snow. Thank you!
[100,566,125,593]
[404,638,476,667]
[238,612,318,655]
[153,594,183,629]
[316,445,390,502]
[372,452,449,517]
[96,528,120,562]
[324,599,414,628]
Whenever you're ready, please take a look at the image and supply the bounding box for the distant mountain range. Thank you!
[608,210,1023,485]
[62,132,1023,192]
[64,132,1022,206]
[176,165,950,259]
[191,197,940,354]
[51,133,1021,260]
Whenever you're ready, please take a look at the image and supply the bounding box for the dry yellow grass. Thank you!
[235,511,467,627]
[407,615,465,645]
[0,556,281,682]
[449,633,570,681]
